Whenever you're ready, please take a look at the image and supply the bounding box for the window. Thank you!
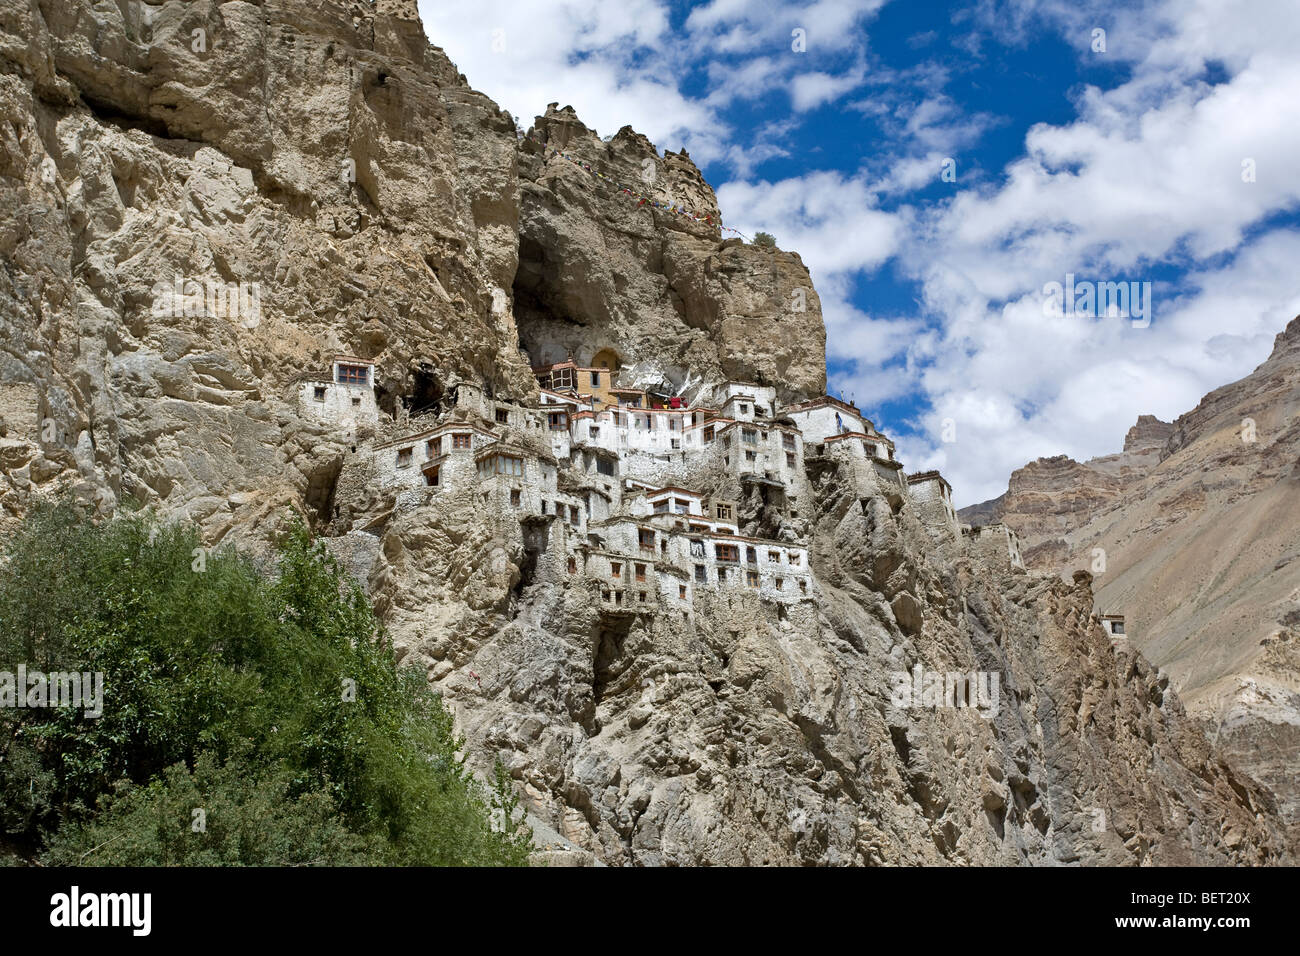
[746,547,757,564]
[548,411,567,430]
[768,550,781,563]
[313,386,326,401]
[635,563,646,582]
[775,577,784,590]
[694,564,706,583]
[639,591,647,603]
[596,458,615,477]
[510,489,521,506]
[425,466,439,487]
[1112,621,1125,635]
[661,538,668,554]
[674,499,689,514]
[689,539,705,558]
[865,444,877,457]
[790,553,801,566]
[610,562,622,578]
[717,567,729,582]
[496,408,509,424]
[540,501,547,514]
[427,437,442,457]
[478,454,524,478]
[453,433,471,449]
[638,529,655,551]
[742,429,757,444]
[337,364,369,386]
[568,556,577,574]
[783,433,795,451]
[396,447,413,467]
[799,580,807,594]
[740,403,749,414]
[715,543,739,563]
[569,505,579,524]
[670,438,680,450]
[589,426,600,439]
[747,571,759,588]
[351,396,361,406]
[715,502,733,522]
[703,426,714,443]
[654,500,670,514]
[591,371,601,386]
[679,584,687,599]
[786,452,796,469]
[745,451,756,462]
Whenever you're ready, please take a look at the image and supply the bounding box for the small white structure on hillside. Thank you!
[907,470,959,541]
[375,421,498,492]
[299,356,379,431]
[1099,614,1127,643]
[782,395,865,444]
[713,382,777,421]
[964,523,1025,570]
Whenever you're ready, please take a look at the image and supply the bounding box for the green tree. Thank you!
[0,502,530,866]
[753,231,777,249]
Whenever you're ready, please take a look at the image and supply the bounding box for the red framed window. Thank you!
[337,364,369,386]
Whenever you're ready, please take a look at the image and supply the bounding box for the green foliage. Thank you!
[0,502,531,866]
[44,748,379,866]
[753,231,777,249]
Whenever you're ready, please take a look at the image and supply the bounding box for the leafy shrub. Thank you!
[0,503,530,866]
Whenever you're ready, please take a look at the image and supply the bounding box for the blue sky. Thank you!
[420,0,1300,506]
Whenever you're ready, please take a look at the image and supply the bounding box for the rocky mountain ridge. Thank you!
[961,317,1300,826]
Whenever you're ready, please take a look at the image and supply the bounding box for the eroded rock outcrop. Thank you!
[965,317,1300,826]
[514,105,825,402]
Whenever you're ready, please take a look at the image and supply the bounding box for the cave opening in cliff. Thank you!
[407,365,443,416]
[305,460,342,529]
[511,235,589,368]
[592,626,629,706]
[513,522,550,600]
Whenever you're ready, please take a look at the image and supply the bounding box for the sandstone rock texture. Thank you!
[1,1,1291,864]
[514,105,826,402]
[963,318,1300,827]
[0,0,535,542]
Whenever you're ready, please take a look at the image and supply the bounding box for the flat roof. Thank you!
[907,469,947,483]
[783,395,862,416]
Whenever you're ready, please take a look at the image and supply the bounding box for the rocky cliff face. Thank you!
[514,105,825,402]
[1,0,1291,864]
[963,318,1300,827]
